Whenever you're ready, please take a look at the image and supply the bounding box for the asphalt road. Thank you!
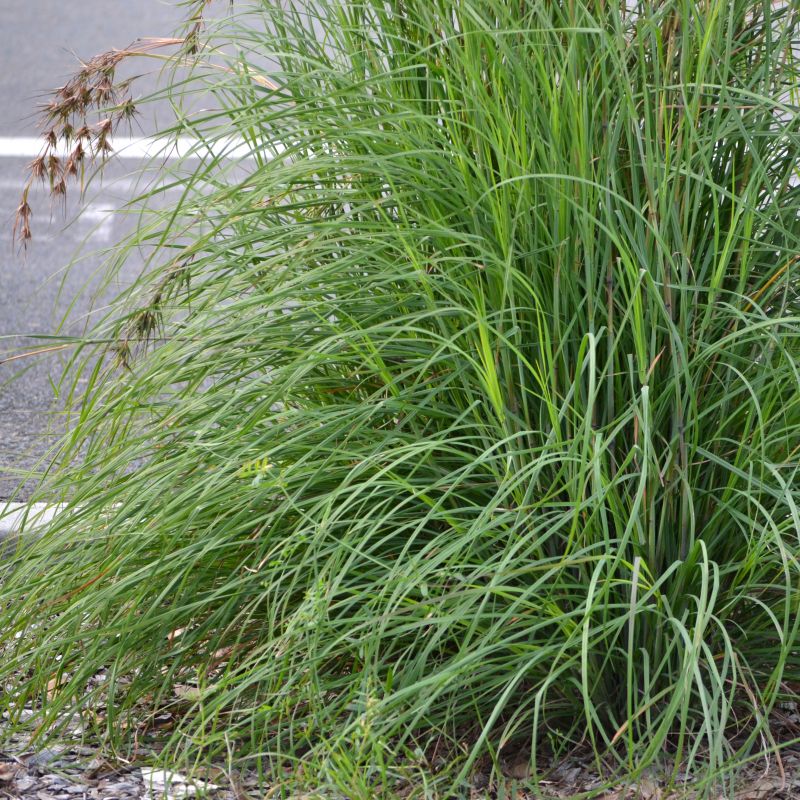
[0,1,186,500]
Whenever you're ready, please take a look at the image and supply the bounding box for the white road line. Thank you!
[80,203,115,242]
[0,502,65,535]
[0,136,264,161]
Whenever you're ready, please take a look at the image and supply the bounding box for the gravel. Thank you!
[0,732,263,800]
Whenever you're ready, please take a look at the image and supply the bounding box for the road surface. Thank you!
[0,0,186,499]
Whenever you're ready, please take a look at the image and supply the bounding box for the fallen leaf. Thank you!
[191,765,226,782]
[208,645,235,668]
[85,755,118,779]
[167,626,187,643]
[0,763,19,782]
[46,673,69,700]
[637,777,661,799]
[505,759,530,780]
[737,775,788,799]
[174,684,204,702]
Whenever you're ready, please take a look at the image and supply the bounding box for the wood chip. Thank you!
[0,762,19,782]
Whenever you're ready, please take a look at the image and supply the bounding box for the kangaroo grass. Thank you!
[3,1,800,797]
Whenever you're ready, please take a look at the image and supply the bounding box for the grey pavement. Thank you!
[0,1,186,500]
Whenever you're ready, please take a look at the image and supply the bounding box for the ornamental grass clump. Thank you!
[2,0,800,795]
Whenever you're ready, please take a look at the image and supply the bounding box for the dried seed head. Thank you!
[16,37,169,242]
[132,308,161,339]
[94,77,116,104]
[13,196,32,248]
[117,98,136,120]
[47,153,61,180]
[93,118,114,157]
[113,340,132,371]
[42,99,61,122]
[78,86,93,110]
[95,136,114,158]
[28,155,47,181]
[185,24,202,55]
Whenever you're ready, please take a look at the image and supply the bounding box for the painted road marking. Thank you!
[0,502,65,535]
[0,136,268,161]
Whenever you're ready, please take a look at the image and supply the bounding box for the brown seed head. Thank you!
[95,137,114,157]
[47,153,61,179]
[28,155,47,181]
[117,98,136,120]
[18,36,181,243]
[79,86,93,109]
[113,340,132,370]
[13,197,32,248]
[94,77,116,104]
[42,99,61,122]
